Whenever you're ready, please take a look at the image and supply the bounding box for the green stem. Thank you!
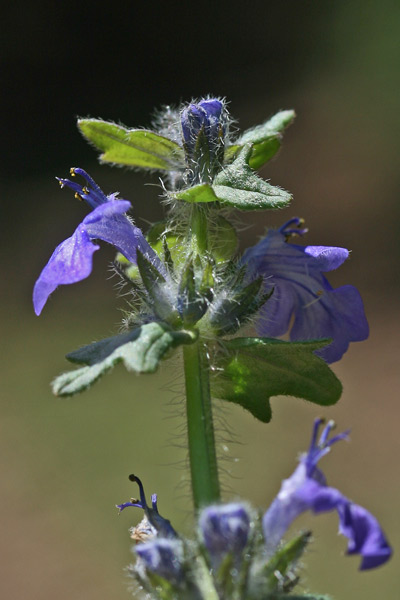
[183,340,220,509]
[190,205,208,256]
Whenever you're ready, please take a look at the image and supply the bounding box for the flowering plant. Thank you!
[34,97,390,598]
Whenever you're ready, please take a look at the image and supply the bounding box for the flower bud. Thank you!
[199,503,251,567]
[135,539,184,584]
[180,98,227,183]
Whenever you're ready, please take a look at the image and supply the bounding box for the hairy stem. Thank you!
[190,204,208,256]
[183,340,220,509]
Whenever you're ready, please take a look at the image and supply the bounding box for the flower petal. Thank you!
[243,226,368,362]
[257,280,296,337]
[33,227,99,315]
[303,245,349,271]
[34,196,165,315]
[263,420,392,570]
[338,502,392,570]
[290,284,369,363]
[83,199,143,263]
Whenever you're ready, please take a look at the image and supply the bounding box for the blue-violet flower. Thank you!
[262,418,392,570]
[198,503,251,568]
[181,98,226,153]
[242,218,369,362]
[135,538,184,584]
[117,474,177,539]
[118,476,183,584]
[33,169,163,316]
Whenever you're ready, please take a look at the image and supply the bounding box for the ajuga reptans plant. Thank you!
[34,97,391,599]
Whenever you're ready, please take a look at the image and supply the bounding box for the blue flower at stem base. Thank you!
[242,218,369,363]
[262,418,392,570]
[118,476,183,585]
[33,169,164,316]
[117,474,177,539]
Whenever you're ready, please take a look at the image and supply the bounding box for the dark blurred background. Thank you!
[1,1,399,598]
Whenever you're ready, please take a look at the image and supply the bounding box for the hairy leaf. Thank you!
[172,183,218,204]
[211,337,342,422]
[78,119,184,169]
[52,322,195,396]
[226,110,295,169]
[213,145,292,210]
[173,145,291,210]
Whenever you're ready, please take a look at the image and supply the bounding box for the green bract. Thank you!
[225,109,296,169]
[52,322,196,396]
[146,216,238,265]
[78,119,185,169]
[173,145,292,209]
[212,144,292,209]
[211,337,342,422]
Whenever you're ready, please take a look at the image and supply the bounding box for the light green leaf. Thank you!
[225,109,295,169]
[77,119,185,169]
[172,183,219,204]
[52,322,195,396]
[212,144,292,210]
[211,337,342,422]
[209,216,238,263]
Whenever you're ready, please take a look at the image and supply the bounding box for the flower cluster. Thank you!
[34,173,368,364]
[34,101,368,366]
[117,421,391,599]
[34,97,390,599]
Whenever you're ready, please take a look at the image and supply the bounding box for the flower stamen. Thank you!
[302,290,324,308]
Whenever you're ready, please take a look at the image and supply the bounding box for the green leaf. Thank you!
[145,216,237,265]
[265,532,311,589]
[212,144,292,210]
[146,222,186,267]
[209,216,238,263]
[77,119,185,170]
[178,260,209,325]
[225,110,295,169]
[172,145,291,210]
[172,182,219,204]
[52,322,196,397]
[211,337,342,423]
[209,277,265,336]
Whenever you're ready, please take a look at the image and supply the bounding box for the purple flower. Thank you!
[135,538,184,584]
[262,419,392,570]
[242,218,369,363]
[117,474,177,539]
[33,168,163,316]
[181,98,225,151]
[198,503,251,567]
